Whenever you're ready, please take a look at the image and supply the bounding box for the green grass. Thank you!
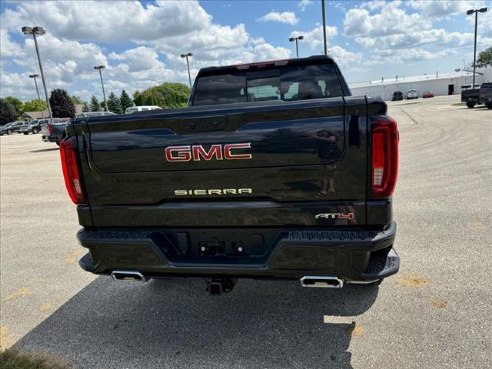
[0,349,71,369]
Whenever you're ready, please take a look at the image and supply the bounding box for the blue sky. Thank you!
[1,0,491,102]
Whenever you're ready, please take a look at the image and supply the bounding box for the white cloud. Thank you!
[342,0,485,70]
[298,0,313,12]
[370,48,456,66]
[329,45,363,67]
[408,0,470,18]
[151,24,249,58]
[1,1,211,42]
[105,46,188,94]
[0,30,22,58]
[344,1,432,37]
[0,70,37,99]
[360,1,388,11]
[249,38,291,61]
[259,11,299,25]
[109,47,163,73]
[355,29,474,50]
[105,80,130,92]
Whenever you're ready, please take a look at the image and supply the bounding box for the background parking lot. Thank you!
[1,95,490,368]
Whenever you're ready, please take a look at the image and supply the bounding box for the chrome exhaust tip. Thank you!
[300,276,344,288]
[111,270,147,282]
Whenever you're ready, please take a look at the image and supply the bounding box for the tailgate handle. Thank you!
[183,116,227,132]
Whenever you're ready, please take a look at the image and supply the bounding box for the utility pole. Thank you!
[288,35,304,58]
[467,7,488,88]
[181,53,193,88]
[22,26,53,122]
[322,0,327,55]
[94,65,108,111]
[29,74,44,118]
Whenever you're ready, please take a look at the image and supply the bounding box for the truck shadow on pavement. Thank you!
[15,277,379,369]
[30,147,59,153]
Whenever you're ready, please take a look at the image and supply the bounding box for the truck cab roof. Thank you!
[198,55,337,75]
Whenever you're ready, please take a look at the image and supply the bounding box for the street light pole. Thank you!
[467,7,488,89]
[21,26,53,122]
[29,74,44,118]
[322,0,327,55]
[288,35,304,58]
[180,53,193,88]
[94,65,108,111]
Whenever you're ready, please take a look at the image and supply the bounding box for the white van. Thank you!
[406,89,418,100]
[125,106,162,114]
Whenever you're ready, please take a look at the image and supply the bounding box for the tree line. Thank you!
[0,82,190,126]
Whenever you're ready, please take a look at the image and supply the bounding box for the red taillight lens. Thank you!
[371,117,399,198]
[47,124,54,135]
[60,137,86,204]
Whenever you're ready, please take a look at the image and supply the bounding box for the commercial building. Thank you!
[349,67,492,100]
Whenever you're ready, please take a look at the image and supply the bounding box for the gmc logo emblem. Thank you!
[165,143,252,162]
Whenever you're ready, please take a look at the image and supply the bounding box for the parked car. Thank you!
[391,91,403,101]
[0,122,15,135]
[0,121,25,135]
[422,91,434,98]
[17,121,32,134]
[77,111,116,118]
[406,89,418,99]
[125,106,162,114]
[20,119,50,134]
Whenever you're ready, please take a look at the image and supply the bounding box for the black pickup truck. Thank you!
[461,83,492,109]
[61,55,399,294]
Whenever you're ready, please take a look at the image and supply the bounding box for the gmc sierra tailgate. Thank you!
[76,97,378,227]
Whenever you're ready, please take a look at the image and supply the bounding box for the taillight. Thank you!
[47,124,54,135]
[60,137,86,204]
[371,117,399,198]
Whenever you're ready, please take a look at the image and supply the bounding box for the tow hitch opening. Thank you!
[205,278,237,295]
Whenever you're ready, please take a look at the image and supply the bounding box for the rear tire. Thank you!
[486,103,492,110]
[32,128,39,134]
[7,129,12,135]
[466,101,476,108]
[23,132,29,135]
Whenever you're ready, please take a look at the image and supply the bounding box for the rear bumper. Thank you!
[77,222,399,283]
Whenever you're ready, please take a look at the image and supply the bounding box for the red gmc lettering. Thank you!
[165,146,191,162]
[192,145,223,161]
[224,143,252,160]
[165,143,252,162]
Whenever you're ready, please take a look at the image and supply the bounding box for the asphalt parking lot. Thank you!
[1,95,491,369]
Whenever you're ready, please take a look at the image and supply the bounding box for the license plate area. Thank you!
[158,229,281,264]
